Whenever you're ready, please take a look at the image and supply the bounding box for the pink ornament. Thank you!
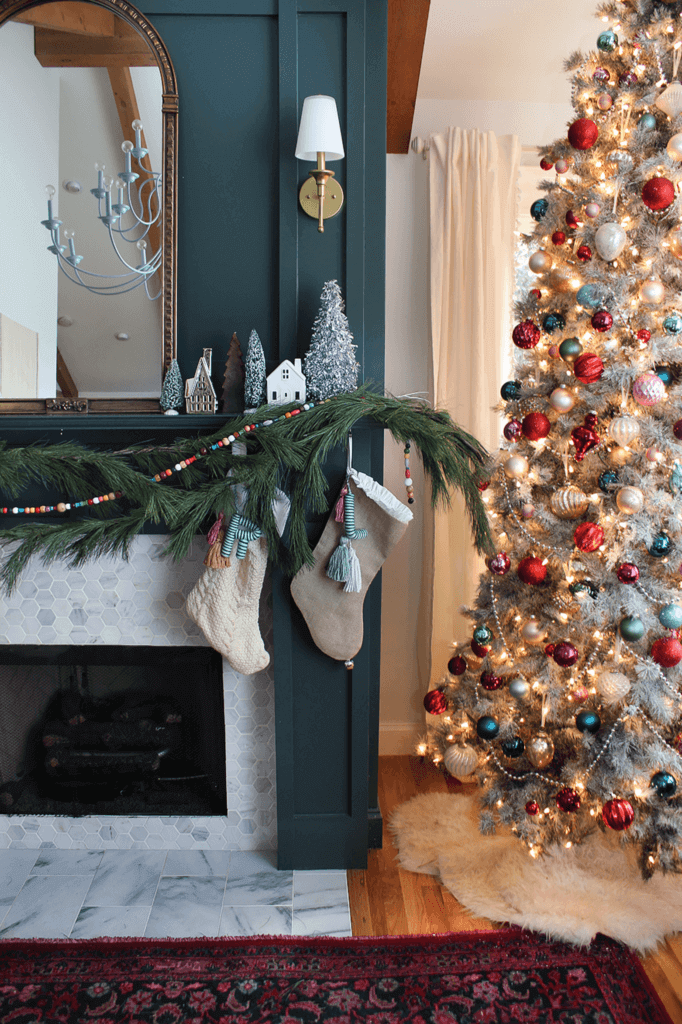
[633,371,665,407]
[571,686,590,703]
[548,345,560,358]
[555,159,570,174]
[585,202,601,218]
[646,446,665,463]
[520,503,535,519]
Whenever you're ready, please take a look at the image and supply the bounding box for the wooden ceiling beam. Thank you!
[13,2,116,37]
[387,0,430,155]
[34,27,155,67]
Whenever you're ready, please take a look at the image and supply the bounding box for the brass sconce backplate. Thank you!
[299,176,344,223]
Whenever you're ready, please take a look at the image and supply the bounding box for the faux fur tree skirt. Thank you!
[390,791,682,953]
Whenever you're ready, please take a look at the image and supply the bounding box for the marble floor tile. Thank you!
[145,876,226,937]
[219,905,292,937]
[293,870,349,911]
[223,851,293,907]
[0,874,93,938]
[84,850,167,907]
[70,905,152,939]
[292,906,353,938]
[0,850,41,926]
[31,850,103,875]
[163,850,231,876]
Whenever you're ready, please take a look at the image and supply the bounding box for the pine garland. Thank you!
[0,386,493,592]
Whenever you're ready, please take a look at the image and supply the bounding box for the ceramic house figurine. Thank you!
[185,348,218,414]
[266,358,306,406]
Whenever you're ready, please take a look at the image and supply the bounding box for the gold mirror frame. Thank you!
[0,0,177,415]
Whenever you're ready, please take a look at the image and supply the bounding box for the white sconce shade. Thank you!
[295,95,344,161]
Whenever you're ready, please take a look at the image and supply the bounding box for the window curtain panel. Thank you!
[419,127,520,689]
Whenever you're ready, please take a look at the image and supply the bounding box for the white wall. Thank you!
[0,23,60,398]
[379,95,576,754]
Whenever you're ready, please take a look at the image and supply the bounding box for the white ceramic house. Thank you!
[266,358,306,405]
[185,347,218,413]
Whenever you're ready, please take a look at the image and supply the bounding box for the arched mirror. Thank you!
[0,0,176,413]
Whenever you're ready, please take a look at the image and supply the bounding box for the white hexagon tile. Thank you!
[0,537,276,852]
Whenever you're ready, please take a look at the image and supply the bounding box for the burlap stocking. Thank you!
[290,470,413,661]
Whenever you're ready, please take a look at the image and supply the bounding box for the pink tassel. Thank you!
[334,486,348,522]
[207,511,225,545]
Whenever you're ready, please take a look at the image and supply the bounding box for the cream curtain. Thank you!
[419,127,521,689]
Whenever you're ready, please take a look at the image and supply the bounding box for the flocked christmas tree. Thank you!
[424,0,682,878]
[244,329,266,409]
[159,358,183,415]
[303,280,359,400]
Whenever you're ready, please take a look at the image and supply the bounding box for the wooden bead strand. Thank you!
[404,441,415,504]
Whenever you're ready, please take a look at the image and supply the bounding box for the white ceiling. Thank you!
[417,0,602,104]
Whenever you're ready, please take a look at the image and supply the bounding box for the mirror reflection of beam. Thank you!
[13,2,116,37]
[33,24,156,67]
[56,348,78,398]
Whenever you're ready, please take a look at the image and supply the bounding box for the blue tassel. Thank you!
[327,536,352,582]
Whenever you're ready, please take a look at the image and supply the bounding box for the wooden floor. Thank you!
[348,755,682,1024]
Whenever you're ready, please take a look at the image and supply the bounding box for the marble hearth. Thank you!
[0,537,276,852]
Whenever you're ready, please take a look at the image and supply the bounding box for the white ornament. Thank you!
[656,82,682,118]
[521,618,545,643]
[597,670,631,704]
[616,486,644,514]
[504,454,529,480]
[529,250,552,275]
[549,387,576,414]
[667,133,682,161]
[608,415,640,447]
[640,278,665,304]
[443,744,479,780]
[585,202,601,219]
[550,485,589,519]
[595,222,627,261]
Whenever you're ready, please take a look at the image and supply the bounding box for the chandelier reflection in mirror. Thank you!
[41,120,161,298]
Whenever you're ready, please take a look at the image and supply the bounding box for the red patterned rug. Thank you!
[0,930,672,1024]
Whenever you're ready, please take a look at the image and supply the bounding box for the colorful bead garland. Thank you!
[404,441,415,504]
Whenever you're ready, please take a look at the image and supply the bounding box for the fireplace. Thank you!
[0,537,276,851]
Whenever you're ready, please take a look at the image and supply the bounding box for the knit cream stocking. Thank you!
[186,535,269,675]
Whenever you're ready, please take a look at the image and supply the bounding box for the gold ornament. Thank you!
[668,225,682,259]
[504,454,529,480]
[550,485,589,519]
[616,486,644,514]
[526,732,555,769]
[550,267,575,294]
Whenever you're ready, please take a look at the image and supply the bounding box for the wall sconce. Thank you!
[295,95,344,233]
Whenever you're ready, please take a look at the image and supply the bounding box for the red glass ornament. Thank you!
[503,419,523,441]
[571,686,590,702]
[568,118,599,150]
[552,230,566,245]
[544,643,556,657]
[448,656,467,676]
[556,787,581,812]
[423,689,448,715]
[574,522,604,552]
[651,637,682,667]
[637,328,651,343]
[619,71,637,87]
[642,176,675,211]
[521,412,551,441]
[577,245,592,262]
[593,67,610,82]
[540,158,554,171]
[565,210,581,229]
[616,563,639,584]
[488,552,511,576]
[591,310,613,333]
[471,640,490,659]
[525,800,540,815]
[574,353,605,384]
[673,420,682,441]
[512,320,541,349]
[529,288,542,300]
[602,798,635,831]
[481,672,503,691]
[674,732,682,755]
[553,641,578,667]
[571,413,600,461]
[517,556,547,585]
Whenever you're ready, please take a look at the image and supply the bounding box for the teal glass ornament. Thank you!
[569,581,588,596]
[543,312,566,334]
[597,30,618,51]
[655,365,673,386]
[473,625,493,645]
[576,283,605,308]
[651,771,677,798]
[650,532,671,558]
[476,715,499,740]
[501,737,524,758]
[663,314,682,335]
[571,579,599,599]
[620,616,645,641]
[559,337,583,362]
[576,710,601,734]
[638,113,656,130]
[530,199,549,222]
[501,380,521,400]
[659,603,682,630]
[598,470,618,493]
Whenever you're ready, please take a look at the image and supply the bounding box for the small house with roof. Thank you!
[185,347,218,414]
[266,358,306,406]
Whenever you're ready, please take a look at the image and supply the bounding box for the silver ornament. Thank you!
[529,250,552,275]
[521,618,545,643]
[526,732,555,769]
[667,133,682,161]
[504,454,529,480]
[616,486,644,514]
[443,743,479,780]
[595,222,627,261]
[640,278,665,304]
[608,149,634,173]
[549,387,576,413]
[508,677,530,700]
[607,415,640,447]
[550,485,589,520]
[597,670,631,704]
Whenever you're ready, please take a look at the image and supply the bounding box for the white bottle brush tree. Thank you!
[424,0,682,879]
[244,329,266,410]
[303,280,359,401]
[160,358,183,414]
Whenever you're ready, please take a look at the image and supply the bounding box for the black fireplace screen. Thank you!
[0,646,227,816]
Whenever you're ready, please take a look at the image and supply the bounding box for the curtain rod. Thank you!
[411,136,539,162]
